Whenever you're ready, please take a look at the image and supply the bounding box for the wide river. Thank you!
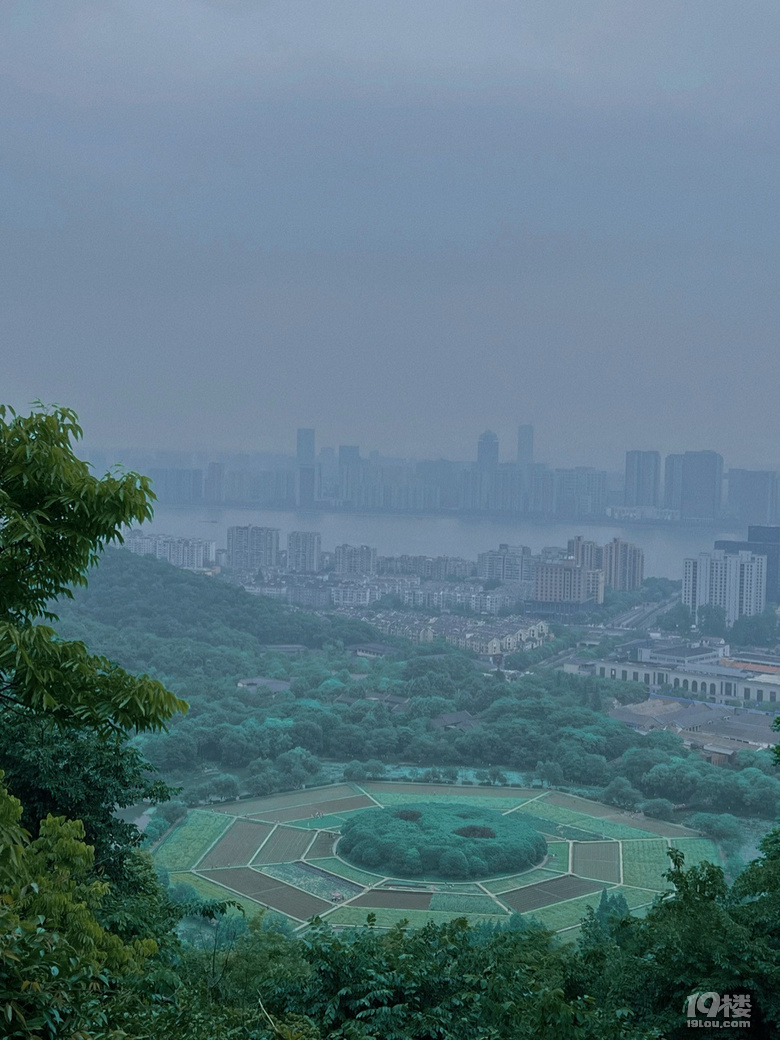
[147,505,747,581]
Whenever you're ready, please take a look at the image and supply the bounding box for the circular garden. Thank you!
[338,803,547,879]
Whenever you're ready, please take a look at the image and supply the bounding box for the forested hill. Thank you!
[55,548,379,686]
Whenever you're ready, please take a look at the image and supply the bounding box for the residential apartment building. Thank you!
[533,560,604,605]
[227,526,280,572]
[334,544,378,575]
[602,537,645,591]
[287,531,322,573]
[683,549,766,627]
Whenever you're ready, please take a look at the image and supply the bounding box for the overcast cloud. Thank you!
[3,1,780,467]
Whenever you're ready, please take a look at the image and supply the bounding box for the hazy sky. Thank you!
[4,1,780,468]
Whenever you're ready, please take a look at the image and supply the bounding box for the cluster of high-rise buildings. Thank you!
[104,426,778,526]
[222,525,645,616]
[622,450,777,523]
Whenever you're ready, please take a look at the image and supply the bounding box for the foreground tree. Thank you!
[0,406,189,1035]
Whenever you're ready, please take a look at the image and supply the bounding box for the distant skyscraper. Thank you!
[664,454,684,512]
[727,470,779,527]
[680,451,723,520]
[296,428,316,507]
[296,428,315,463]
[624,451,660,508]
[338,445,360,465]
[477,431,499,470]
[516,425,534,467]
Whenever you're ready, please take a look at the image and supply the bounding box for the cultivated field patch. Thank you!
[500,875,603,914]
[308,857,386,886]
[545,792,615,817]
[572,841,621,884]
[350,889,433,910]
[362,782,536,800]
[198,867,331,919]
[670,837,720,865]
[530,891,607,932]
[428,892,504,914]
[304,831,338,859]
[197,820,274,869]
[621,839,672,890]
[374,791,527,812]
[210,785,358,816]
[154,811,231,871]
[292,812,364,830]
[481,867,563,894]
[251,794,376,823]
[261,861,364,900]
[252,826,314,865]
[521,799,659,840]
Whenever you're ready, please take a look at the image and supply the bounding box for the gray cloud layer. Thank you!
[3,2,779,466]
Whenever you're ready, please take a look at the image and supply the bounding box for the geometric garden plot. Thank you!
[154,782,718,933]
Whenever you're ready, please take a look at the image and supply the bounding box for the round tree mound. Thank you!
[338,803,547,879]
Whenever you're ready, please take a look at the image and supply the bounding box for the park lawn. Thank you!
[154,811,232,871]
[670,837,720,866]
[621,839,672,890]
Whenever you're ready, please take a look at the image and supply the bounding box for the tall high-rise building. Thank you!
[727,470,779,527]
[287,531,321,573]
[716,526,780,603]
[296,428,317,507]
[554,468,607,518]
[227,526,280,572]
[624,451,660,508]
[567,536,602,570]
[602,537,644,591]
[664,454,684,512]
[516,425,534,467]
[296,428,315,464]
[204,462,225,504]
[683,549,766,627]
[680,451,723,520]
[334,544,377,575]
[533,561,604,605]
[477,544,531,581]
[477,431,499,470]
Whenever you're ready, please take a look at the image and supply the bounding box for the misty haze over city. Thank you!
[4,2,780,468]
